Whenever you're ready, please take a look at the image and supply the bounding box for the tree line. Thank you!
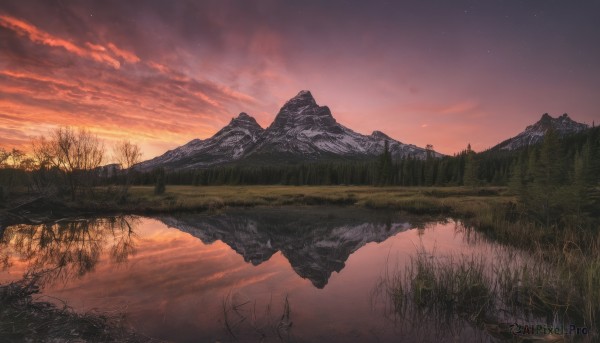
[125,143,510,187]
[1,126,598,211]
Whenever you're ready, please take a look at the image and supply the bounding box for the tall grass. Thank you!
[464,202,600,329]
[378,224,600,341]
[381,249,495,325]
[221,292,293,342]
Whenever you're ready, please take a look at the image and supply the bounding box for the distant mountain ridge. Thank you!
[492,113,588,151]
[137,90,441,171]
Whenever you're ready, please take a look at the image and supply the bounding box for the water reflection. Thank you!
[0,216,139,285]
[0,208,534,342]
[158,207,424,288]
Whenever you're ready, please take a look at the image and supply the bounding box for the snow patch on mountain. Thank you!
[494,113,588,151]
[244,90,441,160]
[137,90,443,170]
[136,112,264,170]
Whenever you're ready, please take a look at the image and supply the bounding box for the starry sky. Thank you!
[1,0,599,158]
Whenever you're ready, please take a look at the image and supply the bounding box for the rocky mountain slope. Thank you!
[493,113,588,151]
[137,91,440,170]
[137,113,264,170]
[243,90,438,161]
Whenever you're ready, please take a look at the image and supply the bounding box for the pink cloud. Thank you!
[107,42,141,64]
[0,14,122,69]
[0,14,141,69]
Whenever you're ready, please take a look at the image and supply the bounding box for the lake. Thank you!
[0,206,561,342]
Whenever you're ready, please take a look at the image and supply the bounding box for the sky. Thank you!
[1,0,599,159]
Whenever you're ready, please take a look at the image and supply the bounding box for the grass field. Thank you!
[118,185,514,215]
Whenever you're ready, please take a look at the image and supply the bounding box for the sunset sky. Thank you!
[1,0,599,158]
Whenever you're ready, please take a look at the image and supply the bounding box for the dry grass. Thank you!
[118,185,514,215]
[377,221,600,341]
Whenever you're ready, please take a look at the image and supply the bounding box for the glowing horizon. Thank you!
[1,1,599,160]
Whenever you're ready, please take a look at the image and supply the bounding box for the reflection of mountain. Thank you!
[157,207,415,288]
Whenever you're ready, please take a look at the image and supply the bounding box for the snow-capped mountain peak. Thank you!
[243,91,437,160]
[230,112,257,125]
[284,90,317,108]
[371,130,393,141]
[136,112,264,170]
[137,90,442,170]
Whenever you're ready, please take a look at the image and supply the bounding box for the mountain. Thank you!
[157,207,417,288]
[243,90,439,162]
[138,90,441,170]
[137,112,264,170]
[493,113,588,151]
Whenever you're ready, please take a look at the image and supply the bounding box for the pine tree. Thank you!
[424,144,435,186]
[154,167,166,195]
[463,144,478,187]
[523,127,571,226]
[377,140,393,186]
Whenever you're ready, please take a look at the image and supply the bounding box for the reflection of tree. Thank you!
[0,216,139,285]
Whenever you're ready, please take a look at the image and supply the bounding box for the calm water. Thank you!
[0,207,528,342]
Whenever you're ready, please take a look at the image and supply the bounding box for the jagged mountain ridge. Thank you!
[137,90,441,170]
[493,113,588,151]
[244,90,439,161]
[137,113,264,170]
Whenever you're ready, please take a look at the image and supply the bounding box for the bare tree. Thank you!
[113,140,142,199]
[0,148,9,202]
[9,149,25,168]
[19,157,37,172]
[0,148,10,168]
[113,140,142,171]
[31,127,105,200]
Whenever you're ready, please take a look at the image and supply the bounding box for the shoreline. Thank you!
[1,185,511,226]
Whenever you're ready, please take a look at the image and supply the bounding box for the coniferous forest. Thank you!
[123,126,599,195]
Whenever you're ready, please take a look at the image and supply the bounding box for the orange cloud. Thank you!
[147,61,170,74]
[107,42,141,63]
[0,14,81,53]
[85,42,107,52]
[217,85,258,104]
[0,59,257,159]
[0,13,267,160]
[0,14,140,69]
[194,91,222,108]
[1,70,70,86]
